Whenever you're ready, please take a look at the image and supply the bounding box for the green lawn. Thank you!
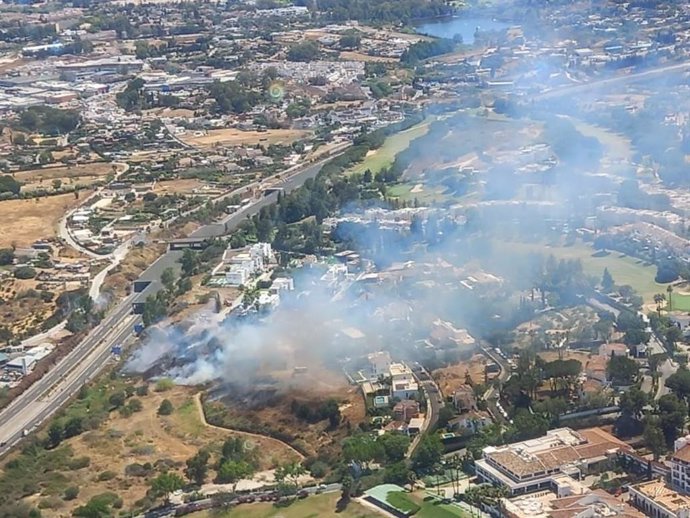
[669,293,690,312]
[386,182,448,204]
[386,491,421,514]
[411,493,467,518]
[492,240,669,303]
[189,493,381,518]
[349,119,433,175]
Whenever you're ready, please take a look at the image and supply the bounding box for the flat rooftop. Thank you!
[484,428,630,480]
[631,480,690,515]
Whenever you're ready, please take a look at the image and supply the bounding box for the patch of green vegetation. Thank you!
[492,240,667,303]
[669,293,690,312]
[386,182,448,204]
[190,492,381,517]
[174,398,204,436]
[386,491,421,514]
[349,120,433,175]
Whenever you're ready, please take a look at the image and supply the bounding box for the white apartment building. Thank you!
[389,362,418,400]
[217,242,274,287]
[671,436,690,493]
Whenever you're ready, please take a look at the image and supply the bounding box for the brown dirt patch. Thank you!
[0,191,93,248]
[153,179,206,195]
[433,353,492,395]
[181,128,311,148]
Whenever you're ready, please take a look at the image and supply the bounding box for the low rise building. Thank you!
[392,400,420,423]
[454,384,478,412]
[449,410,492,433]
[670,435,690,493]
[504,488,643,518]
[367,351,392,381]
[629,480,690,518]
[475,427,631,496]
[389,362,418,400]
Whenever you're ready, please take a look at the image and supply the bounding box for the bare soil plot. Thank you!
[14,163,116,183]
[181,128,311,149]
[16,163,116,192]
[433,353,490,395]
[0,192,92,248]
[153,179,206,195]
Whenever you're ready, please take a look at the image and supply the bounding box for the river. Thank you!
[414,16,510,44]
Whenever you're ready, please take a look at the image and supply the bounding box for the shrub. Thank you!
[135,384,149,397]
[155,378,174,392]
[67,456,91,470]
[38,496,63,509]
[64,486,80,500]
[158,399,174,416]
[127,398,143,413]
[125,463,151,477]
[309,460,329,479]
[14,266,36,279]
[97,470,117,481]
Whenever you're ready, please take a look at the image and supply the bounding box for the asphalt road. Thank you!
[0,296,139,457]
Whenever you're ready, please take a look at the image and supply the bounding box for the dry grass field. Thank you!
[14,163,116,192]
[153,179,207,195]
[433,353,493,395]
[181,128,311,148]
[32,385,299,517]
[0,192,92,248]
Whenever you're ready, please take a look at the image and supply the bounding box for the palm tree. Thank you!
[654,293,666,316]
[667,285,674,311]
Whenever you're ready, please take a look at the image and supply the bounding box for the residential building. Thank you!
[392,400,420,423]
[449,410,492,433]
[503,488,643,518]
[629,480,690,518]
[367,351,392,381]
[215,242,274,287]
[407,417,424,435]
[429,319,476,349]
[670,435,690,493]
[257,291,280,312]
[389,363,418,400]
[453,384,478,412]
[475,428,631,496]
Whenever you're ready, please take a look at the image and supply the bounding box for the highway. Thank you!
[0,296,139,456]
